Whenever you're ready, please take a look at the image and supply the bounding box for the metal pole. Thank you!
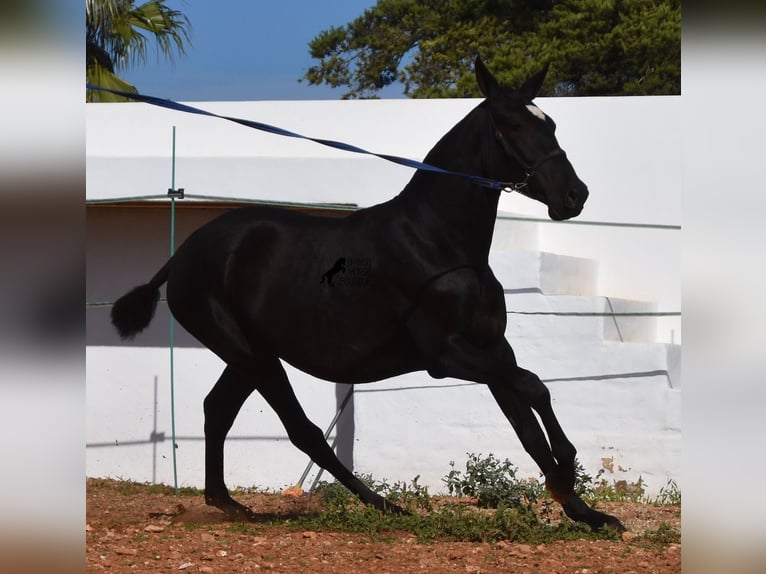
[169,125,180,494]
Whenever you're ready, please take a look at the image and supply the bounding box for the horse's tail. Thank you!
[111,260,170,340]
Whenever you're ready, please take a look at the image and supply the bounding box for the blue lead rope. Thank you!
[86,83,516,193]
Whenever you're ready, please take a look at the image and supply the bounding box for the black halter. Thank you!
[489,114,566,196]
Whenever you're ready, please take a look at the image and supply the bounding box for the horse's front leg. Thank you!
[488,375,625,532]
[429,335,625,532]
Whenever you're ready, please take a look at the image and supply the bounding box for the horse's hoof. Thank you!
[605,515,627,533]
[225,505,259,522]
[206,496,258,522]
[591,511,626,533]
[385,503,409,516]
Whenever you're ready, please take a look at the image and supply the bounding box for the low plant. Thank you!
[309,478,616,544]
[442,452,545,509]
[652,478,681,505]
[637,522,681,548]
[301,455,677,544]
[573,459,647,503]
[314,473,432,513]
[113,480,202,497]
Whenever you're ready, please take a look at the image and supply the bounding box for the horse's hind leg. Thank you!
[202,365,258,520]
[254,356,405,514]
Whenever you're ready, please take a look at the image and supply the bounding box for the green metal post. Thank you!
[169,126,179,494]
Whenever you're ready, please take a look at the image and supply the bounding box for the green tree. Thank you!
[86,0,191,102]
[304,0,680,98]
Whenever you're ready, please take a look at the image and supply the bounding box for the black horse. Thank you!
[111,57,624,532]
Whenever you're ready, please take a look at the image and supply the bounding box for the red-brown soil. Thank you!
[86,478,680,573]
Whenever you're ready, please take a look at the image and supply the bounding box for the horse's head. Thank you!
[476,57,588,221]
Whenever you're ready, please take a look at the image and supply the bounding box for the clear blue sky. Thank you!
[123,0,405,101]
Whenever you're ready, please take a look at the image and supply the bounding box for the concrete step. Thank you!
[489,250,598,297]
[501,293,680,387]
[503,292,660,343]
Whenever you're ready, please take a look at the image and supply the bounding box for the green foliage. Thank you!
[443,452,545,509]
[652,478,682,506]
[113,480,202,497]
[573,459,647,503]
[538,0,681,96]
[413,502,618,544]
[86,0,191,101]
[304,0,680,98]
[637,522,681,548]
[315,473,433,513]
[573,461,682,505]
[310,471,616,544]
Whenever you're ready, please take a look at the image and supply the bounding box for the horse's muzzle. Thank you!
[549,184,588,221]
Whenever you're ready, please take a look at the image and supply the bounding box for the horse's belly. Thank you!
[275,328,422,385]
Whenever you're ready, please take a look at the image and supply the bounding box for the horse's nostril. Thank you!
[565,186,588,209]
[565,189,578,209]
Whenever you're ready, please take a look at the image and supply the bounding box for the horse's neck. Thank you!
[397,105,500,260]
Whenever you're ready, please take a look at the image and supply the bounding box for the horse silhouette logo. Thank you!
[320,257,346,286]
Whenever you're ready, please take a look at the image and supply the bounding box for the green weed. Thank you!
[652,478,682,505]
[637,522,681,548]
[114,481,202,497]
[442,452,545,509]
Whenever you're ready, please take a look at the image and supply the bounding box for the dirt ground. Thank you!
[86,478,680,574]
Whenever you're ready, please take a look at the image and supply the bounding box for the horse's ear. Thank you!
[519,63,549,100]
[475,56,501,98]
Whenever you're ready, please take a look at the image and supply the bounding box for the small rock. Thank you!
[85,523,93,532]
[621,531,636,542]
[516,544,533,554]
[302,531,317,539]
[199,568,213,574]
[201,554,215,561]
[178,562,194,570]
[200,532,216,544]
[495,540,509,550]
[638,561,650,569]
[216,550,228,557]
[465,566,481,573]
[114,547,137,556]
[144,524,165,533]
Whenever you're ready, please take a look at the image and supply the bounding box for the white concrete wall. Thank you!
[86,95,681,497]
